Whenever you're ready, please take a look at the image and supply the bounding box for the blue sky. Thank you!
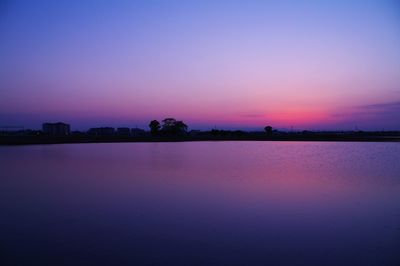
[0,0,399,130]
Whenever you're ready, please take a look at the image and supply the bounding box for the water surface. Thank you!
[1,142,399,265]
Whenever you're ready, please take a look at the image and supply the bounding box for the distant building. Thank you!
[189,130,201,136]
[131,128,146,136]
[117,127,130,135]
[87,127,115,136]
[42,122,70,135]
[0,126,25,136]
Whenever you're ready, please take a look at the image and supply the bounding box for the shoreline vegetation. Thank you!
[1,118,399,145]
[1,131,400,145]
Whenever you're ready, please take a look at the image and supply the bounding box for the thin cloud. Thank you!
[332,101,400,117]
[359,101,400,110]
[330,100,400,130]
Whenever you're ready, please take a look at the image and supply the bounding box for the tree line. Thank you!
[149,118,273,135]
[149,118,188,135]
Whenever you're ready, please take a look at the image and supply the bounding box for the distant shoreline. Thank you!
[1,134,400,145]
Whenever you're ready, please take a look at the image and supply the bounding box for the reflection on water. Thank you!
[1,142,400,265]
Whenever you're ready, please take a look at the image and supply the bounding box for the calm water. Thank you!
[1,142,400,266]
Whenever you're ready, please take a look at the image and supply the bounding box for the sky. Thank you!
[0,0,399,131]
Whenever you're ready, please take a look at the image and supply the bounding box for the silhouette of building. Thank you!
[117,127,130,135]
[87,127,115,136]
[42,122,70,135]
[189,130,201,136]
[131,128,146,136]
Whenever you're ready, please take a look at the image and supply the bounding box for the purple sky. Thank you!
[0,0,399,130]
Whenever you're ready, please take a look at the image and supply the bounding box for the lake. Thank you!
[1,142,399,265]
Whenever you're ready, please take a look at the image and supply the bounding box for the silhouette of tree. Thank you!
[149,120,160,135]
[264,126,273,134]
[161,118,188,135]
[162,118,177,132]
[175,121,188,133]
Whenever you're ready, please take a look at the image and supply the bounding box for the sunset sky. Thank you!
[1,0,399,130]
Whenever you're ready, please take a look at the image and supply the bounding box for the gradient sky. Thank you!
[1,0,399,130]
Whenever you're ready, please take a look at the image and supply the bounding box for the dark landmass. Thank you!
[1,119,399,145]
[1,130,400,145]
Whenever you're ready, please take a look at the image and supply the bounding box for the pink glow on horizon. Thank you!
[0,0,399,130]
